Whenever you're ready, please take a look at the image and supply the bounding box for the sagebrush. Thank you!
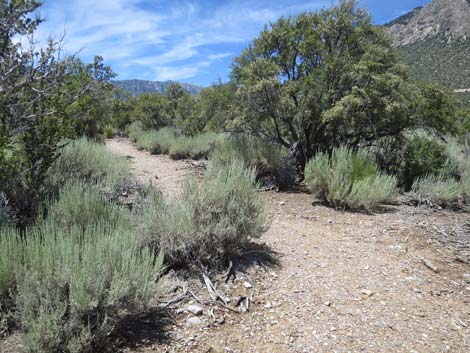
[48,137,131,190]
[210,135,295,189]
[140,160,268,269]
[305,147,397,210]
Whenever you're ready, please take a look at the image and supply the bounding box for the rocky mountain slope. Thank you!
[384,0,470,106]
[112,79,202,96]
[385,0,470,47]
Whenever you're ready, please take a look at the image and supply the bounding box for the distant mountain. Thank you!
[112,79,203,96]
[385,0,470,47]
[384,0,470,107]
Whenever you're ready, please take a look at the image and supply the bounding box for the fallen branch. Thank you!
[203,273,229,305]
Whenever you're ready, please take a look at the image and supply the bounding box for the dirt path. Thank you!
[106,138,194,198]
[107,139,470,353]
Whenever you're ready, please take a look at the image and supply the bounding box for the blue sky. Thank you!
[35,0,429,86]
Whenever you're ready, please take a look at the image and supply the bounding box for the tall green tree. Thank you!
[0,1,114,225]
[231,0,455,165]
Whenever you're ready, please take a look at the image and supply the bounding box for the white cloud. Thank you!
[208,52,233,60]
[34,0,331,82]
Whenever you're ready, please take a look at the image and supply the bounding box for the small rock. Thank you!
[361,289,374,297]
[243,281,252,289]
[327,219,333,224]
[187,316,203,326]
[186,305,204,315]
[279,201,286,206]
[264,302,273,309]
[324,301,331,306]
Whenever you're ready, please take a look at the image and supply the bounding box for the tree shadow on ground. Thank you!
[105,307,174,353]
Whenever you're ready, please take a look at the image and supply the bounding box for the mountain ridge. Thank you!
[112,79,203,96]
[385,0,470,47]
[384,0,470,106]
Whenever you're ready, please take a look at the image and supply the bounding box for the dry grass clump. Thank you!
[305,146,397,210]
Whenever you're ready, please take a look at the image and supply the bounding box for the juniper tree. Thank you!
[231,0,456,166]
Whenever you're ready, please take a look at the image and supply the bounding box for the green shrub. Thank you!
[103,126,116,139]
[13,221,162,353]
[126,121,144,143]
[135,127,179,154]
[48,138,131,189]
[210,135,295,188]
[461,160,470,203]
[45,182,130,233]
[305,146,397,210]
[376,135,454,190]
[0,227,23,300]
[140,160,267,269]
[168,132,223,160]
[412,174,461,206]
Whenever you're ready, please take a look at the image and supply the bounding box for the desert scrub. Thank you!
[48,137,131,190]
[12,221,162,353]
[126,121,144,142]
[140,160,267,269]
[0,227,23,301]
[44,181,130,233]
[375,134,455,190]
[104,126,116,139]
[168,132,223,160]
[305,146,397,210]
[135,127,179,154]
[412,174,461,207]
[210,135,295,188]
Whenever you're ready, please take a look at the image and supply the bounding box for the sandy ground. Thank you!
[102,138,470,353]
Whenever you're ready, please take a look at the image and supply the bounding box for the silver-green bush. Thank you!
[140,160,267,268]
[45,181,130,233]
[168,132,223,160]
[412,174,461,206]
[48,138,131,189]
[126,121,144,143]
[13,221,162,353]
[135,127,179,154]
[210,135,295,188]
[0,227,23,300]
[305,146,397,210]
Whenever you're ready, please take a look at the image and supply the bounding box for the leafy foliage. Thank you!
[14,221,161,353]
[45,181,130,233]
[0,2,116,226]
[305,146,397,210]
[375,134,456,190]
[231,0,456,165]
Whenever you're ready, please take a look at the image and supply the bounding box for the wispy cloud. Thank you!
[35,0,332,84]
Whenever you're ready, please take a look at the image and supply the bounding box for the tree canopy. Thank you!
[231,0,455,163]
